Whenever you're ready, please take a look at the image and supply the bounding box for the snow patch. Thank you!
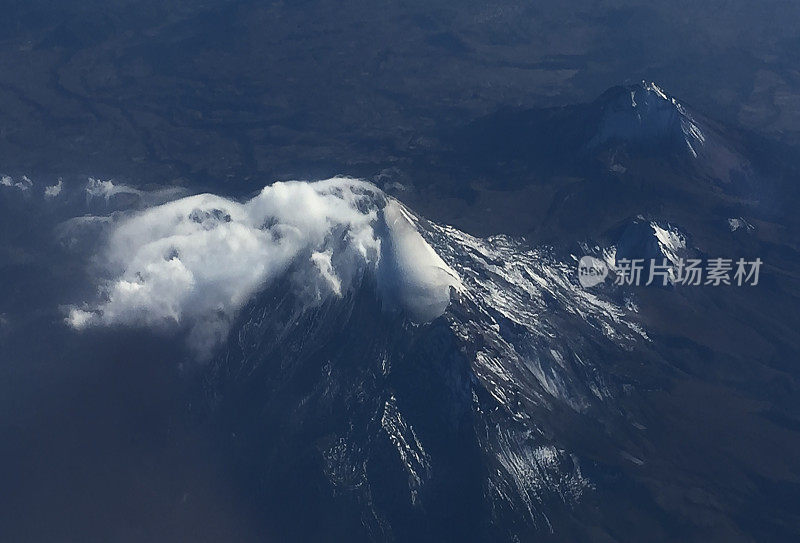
[728,217,755,232]
[650,221,686,265]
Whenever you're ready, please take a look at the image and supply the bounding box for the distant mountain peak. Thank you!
[590,80,706,158]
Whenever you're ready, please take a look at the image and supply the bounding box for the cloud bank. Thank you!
[67,178,461,356]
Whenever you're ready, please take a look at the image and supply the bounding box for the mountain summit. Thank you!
[589,81,706,157]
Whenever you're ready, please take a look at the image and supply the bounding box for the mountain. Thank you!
[191,84,800,541]
[3,82,800,542]
[398,80,795,257]
[202,195,652,541]
[588,81,707,156]
[450,80,750,180]
[197,187,799,541]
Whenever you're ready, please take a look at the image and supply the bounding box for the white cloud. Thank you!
[67,178,460,357]
[84,177,186,207]
[1,174,33,192]
[311,250,342,297]
[44,178,64,198]
[86,177,141,203]
[379,200,463,322]
[66,308,95,329]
